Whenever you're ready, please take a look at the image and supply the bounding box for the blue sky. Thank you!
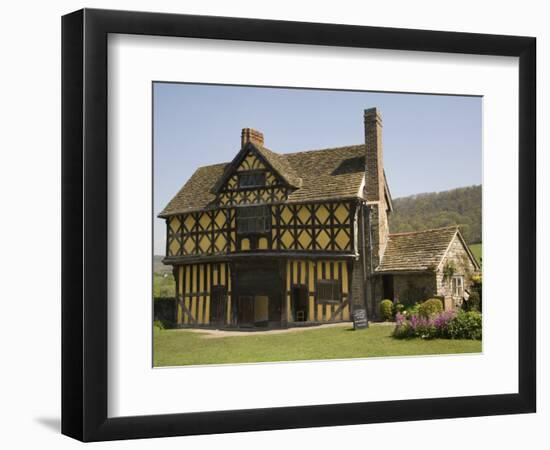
[153,83,481,254]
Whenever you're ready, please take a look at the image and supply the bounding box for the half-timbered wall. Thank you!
[175,262,232,326]
[216,150,290,206]
[166,201,354,257]
[286,260,351,323]
[167,211,237,257]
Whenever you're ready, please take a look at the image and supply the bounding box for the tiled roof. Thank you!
[256,146,302,188]
[376,226,460,273]
[159,163,227,216]
[159,144,368,216]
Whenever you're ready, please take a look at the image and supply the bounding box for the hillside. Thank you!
[153,255,172,274]
[389,185,481,244]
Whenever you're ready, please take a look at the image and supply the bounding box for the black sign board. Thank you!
[352,308,368,329]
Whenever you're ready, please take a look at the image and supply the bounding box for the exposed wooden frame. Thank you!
[62,8,536,441]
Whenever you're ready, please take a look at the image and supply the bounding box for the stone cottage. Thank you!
[376,226,480,311]
[160,107,480,329]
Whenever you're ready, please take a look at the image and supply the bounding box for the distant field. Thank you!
[469,243,482,265]
[154,272,175,297]
[153,324,481,366]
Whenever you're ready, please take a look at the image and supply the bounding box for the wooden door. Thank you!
[291,285,308,322]
[210,286,226,327]
[237,295,254,327]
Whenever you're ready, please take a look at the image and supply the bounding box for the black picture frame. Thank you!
[61,8,536,442]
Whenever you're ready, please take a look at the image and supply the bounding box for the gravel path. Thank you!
[183,322,354,339]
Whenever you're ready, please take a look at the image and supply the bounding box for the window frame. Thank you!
[238,170,267,189]
[451,275,464,298]
[236,205,271,235]
[316,279,342,304]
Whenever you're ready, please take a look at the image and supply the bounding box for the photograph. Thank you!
[153,83,482,367]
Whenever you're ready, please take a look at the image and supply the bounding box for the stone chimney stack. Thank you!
[364,107,384,202]
[241,128,264,148]
[363,107,390,318]
[363,107,389,257]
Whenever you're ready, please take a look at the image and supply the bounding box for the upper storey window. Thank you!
[236,205,271,234]
[238,170,266,188]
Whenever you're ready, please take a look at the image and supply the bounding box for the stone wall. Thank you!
[436,235,479,309]
[392,273,437,306]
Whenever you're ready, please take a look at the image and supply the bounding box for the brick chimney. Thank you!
[363,107,390,267]
[364,108,384,202]
[241,128,264,148]
[363,107,390,319]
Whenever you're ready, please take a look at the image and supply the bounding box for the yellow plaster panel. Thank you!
[258,237,268,249]
[317,304,323,322]
[215,233,227,252]
[183,238,195,255]
[214,211,226,228]
[308,262,315,292]
[326,305,332,321]
[316,205,329,224]
[280,206,293,224]
[343,304,350,321]
[199,213,211,231]
[197,297,203,323]
[334,204,349,224]
[309,296,315,321]
[297,206,310,224]
[341,262,348,293]
[169,216,180,232]
[298,231,312,249]
[316,229,330,250]
[220,263,226,285]
[184,296,190,324]
[254,296,269,322]
[169,238,180,256]
[190,297,197,321]
[280,231,293,249]
[334,229,350,250]
[241,238,250,251]
[184,215,195,231]
[192,265,197,292]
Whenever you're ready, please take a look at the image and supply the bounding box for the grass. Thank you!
[469,243,482,266]
[153,324,481,367]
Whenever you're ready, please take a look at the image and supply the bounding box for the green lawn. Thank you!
[153,324,481,367]
[469,243,482,266]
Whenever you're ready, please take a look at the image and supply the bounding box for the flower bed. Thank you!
[393,310,482,340]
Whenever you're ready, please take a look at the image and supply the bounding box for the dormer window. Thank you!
[238,170,266,188]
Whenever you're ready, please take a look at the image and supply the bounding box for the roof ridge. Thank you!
[389,225,459,237]
[283,143,364,156]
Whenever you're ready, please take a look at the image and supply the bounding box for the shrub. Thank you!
[393,309,482,341]
[153,319,165,331]
[379,299,394,321]
[154,297,176,327]
[403,302,421,318]
[393,302,405,316]
[447,311,482,340]
[393,312,413,338]
[418,298,443,318]
[462,291,481,312]
[409,314,437,339]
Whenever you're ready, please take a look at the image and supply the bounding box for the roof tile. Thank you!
[376,226,459,272]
